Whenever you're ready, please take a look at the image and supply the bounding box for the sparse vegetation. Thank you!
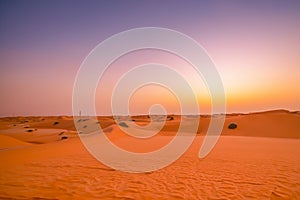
[26,129,34,132]
[53,121,59,125]
[228,123,237,129]
[119,122,129,128]
[168,116,174,121]
[61,136,68,140]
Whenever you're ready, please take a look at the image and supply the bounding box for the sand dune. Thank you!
[0,110,299,199]
[0,134,29,150]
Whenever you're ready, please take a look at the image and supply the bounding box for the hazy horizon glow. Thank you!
[0,1,299,116]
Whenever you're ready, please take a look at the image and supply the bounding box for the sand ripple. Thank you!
[0,136,299,199]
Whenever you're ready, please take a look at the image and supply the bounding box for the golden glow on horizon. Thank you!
[129,85,180,115]
[92,46,300,115]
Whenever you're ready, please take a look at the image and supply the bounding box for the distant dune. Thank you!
[0,110,299,199]
[1,109,299,141]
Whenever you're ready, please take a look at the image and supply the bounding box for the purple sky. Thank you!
[1,1,300,116]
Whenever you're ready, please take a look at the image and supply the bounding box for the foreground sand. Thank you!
[0,110,299,199]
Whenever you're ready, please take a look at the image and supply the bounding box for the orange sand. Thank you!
[0,110,300,199]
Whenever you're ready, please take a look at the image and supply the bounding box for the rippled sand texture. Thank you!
[0,110,300,199]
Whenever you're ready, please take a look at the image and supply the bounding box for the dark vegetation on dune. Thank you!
[168,116,174,121]
[228,123,237,129]
[61,136,68,140]
[119,122,129,128]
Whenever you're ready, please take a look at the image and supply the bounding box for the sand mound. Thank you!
[0,134,29,150]
[222,111,300,138]
[0,128,77,144]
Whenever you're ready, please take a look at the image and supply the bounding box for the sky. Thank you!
[0,0,300,116]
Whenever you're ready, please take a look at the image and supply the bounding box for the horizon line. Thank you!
[1,109,299,118]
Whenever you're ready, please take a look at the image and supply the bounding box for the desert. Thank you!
[0,110,299,199]
[1,1,300,199]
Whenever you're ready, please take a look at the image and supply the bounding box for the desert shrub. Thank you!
[168,116,174,121]
[61,136,68,140]
[53,121,59,125]
[26,129,34,132]
[119,122,128,128]
[228,123,237,129]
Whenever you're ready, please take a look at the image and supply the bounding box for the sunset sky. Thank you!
[0,1,300,116]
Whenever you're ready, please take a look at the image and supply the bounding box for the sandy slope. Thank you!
[0,110,299,199]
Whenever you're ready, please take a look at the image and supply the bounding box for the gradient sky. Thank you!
[0,0,300,116]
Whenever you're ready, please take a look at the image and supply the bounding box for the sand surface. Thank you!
[0,110,300,199]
